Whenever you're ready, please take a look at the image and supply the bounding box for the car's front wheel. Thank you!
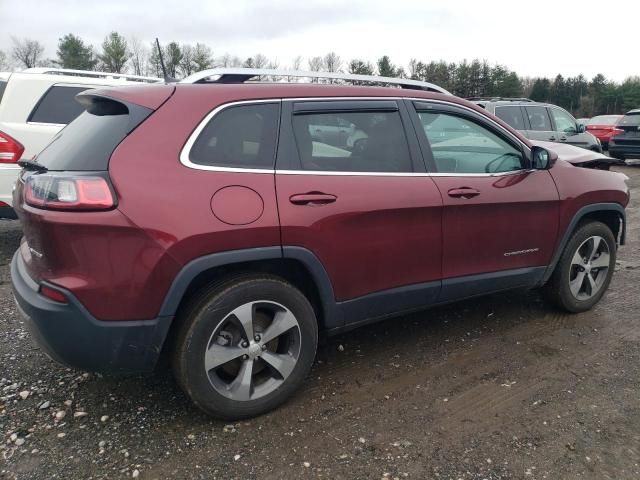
[172,276,318,419]
[546,221,616,312]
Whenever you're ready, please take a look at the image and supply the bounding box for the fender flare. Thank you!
[540,202,626,285]
[158,246,343,330]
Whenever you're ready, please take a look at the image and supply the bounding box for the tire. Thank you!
[546,221,616,313]
[172,275,318,420]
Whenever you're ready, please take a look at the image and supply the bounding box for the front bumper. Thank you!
[10,250,173,373]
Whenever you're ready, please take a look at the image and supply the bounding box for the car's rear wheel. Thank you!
[172,276,318,419]
[546,221,616,312]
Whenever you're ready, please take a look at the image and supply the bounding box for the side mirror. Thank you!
[577,123,586,133]
[531,146,558,170]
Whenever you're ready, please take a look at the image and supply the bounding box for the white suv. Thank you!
[0,68,160,218]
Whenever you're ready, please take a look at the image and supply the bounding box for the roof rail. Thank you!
[467,96,534,102]
[180,68,451,95]
[22,68,161,83]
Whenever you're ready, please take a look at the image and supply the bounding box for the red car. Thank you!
[586,115,624,148]
[10,69,629,419]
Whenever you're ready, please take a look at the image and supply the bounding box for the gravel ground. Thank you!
[2,166,640,480]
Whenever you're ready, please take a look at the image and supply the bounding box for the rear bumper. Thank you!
[609,142,640,158]
[10,250,173,373]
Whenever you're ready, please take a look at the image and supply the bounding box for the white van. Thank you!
[0,68,160,218]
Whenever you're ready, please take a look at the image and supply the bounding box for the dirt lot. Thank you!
[1,166,640,480]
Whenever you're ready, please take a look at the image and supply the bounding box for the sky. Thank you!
[0,0,638,82]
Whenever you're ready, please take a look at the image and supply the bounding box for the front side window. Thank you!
[525,106,553,131]
[494,106,526,131]
[418,111,524,174]
[28,86,90,124]
[550,108,577,133]
[292,110,412,172]
[189,103,279,169]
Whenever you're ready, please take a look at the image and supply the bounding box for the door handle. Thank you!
[549,136,556,141]
[289,192,337,206]
[447,187,480,199]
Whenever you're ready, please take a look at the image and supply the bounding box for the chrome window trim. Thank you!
[179,97,532,176]
[179,99,280,173]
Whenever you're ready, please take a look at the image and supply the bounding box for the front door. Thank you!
[410,100,560,298]
[275,99,443,307]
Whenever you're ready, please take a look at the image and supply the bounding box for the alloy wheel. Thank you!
[204,301,301,401]
[569,235,611,301]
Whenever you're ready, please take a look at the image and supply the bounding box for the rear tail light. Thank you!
[39,285,68,304]
[24,174,115,211]
[0,131,25,164]
[0,201,8,207]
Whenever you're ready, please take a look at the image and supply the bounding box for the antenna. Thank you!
[155,38,174,82]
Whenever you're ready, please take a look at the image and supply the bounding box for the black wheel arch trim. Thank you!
[158,246,343,330]
[540,202,626,285]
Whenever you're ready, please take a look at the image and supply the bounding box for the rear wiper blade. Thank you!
[18,159,48,172]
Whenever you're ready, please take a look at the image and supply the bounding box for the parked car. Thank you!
[473,99,602,153]
[0,68,160,218]
[586,115,624,149]
[11,69,629,420]
[609,109,640,160]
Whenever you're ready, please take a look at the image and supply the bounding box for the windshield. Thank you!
[588,115,621,126]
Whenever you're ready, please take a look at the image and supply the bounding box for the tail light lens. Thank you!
[0,131,25,164]
[39,284,68,304]
[611,128,624,137]
[24,174,115,211]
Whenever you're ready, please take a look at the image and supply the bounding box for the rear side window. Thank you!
[292,111,412,172]
[494,106,526,130]
[36,98,151,171]
[28,86,90,124]
[525,106,553,131]
[189,103,280,169]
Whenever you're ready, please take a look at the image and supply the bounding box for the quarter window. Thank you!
[525,106,553,131]
[189,103,280,169]
[550,108,578,133]
[28,86,90,124]
[292,110,412,172]
[494,106,526,130]
[418,112,524,174]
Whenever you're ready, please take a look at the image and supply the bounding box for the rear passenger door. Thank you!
[523,105,557,142]
[494,105,527,133]
[275,99,443,305]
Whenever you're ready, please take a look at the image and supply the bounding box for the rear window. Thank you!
[28,85,90,124]
[494,106,526,130]
[0,81,7,104]
[36,99,151,171]
[619,113,640,127]
[189,103,280,169]
[588,115,620,126]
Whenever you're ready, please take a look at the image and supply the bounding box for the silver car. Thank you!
[472,98,602,152]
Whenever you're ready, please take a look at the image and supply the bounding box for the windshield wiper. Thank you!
[18,159,48,172]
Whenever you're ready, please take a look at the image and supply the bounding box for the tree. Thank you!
[11,37,45,68]
[0,50,9,70]
[99,32,129,73]
[291,56,303,71]
[323,52,342,72]
[179,44,195,77]
[308,56,323,72]
[348,59,374,76]
[129,36,147,76]
[148,41,162,77]
[253,54,269,69]
[164,42,182,78]
[377,56,396,77]
[192,43,213,72]
[56,34,97,70]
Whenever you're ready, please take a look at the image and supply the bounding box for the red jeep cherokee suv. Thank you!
[11,70,629,419]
